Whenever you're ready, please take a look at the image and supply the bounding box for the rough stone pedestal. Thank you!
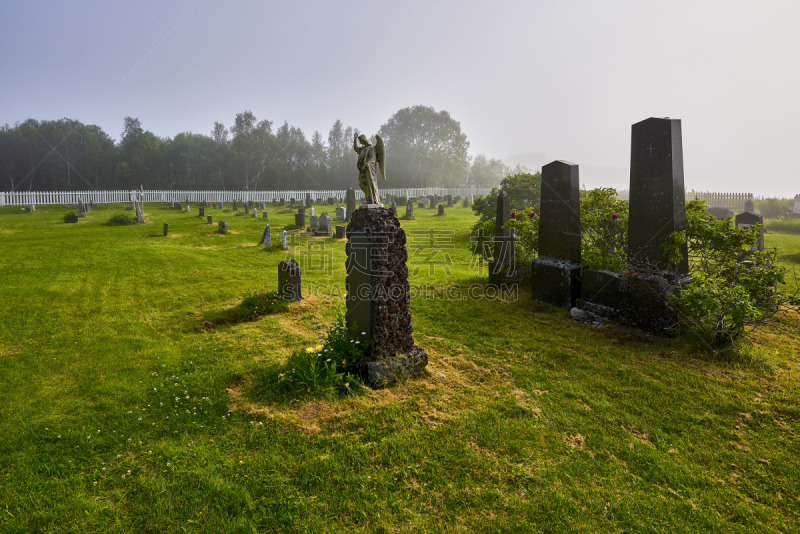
[346,207,427,388]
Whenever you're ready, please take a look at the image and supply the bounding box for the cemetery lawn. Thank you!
[1,202,799,534]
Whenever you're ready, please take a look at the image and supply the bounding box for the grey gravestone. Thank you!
[531,160,581,308]
[447,195,453,207]
[309,215,319,231]
[297,207,305,215]
[218,221,228,233]
[28,204,35,213]
[346,188,356,220]
[744,198,755,212]
[260,202,266,210]
[279,260,302,300]
[252,209,258,218]
[244,206,250,215]
[463,198,470,208]
[163,223,168,236]
[317,213,332,235]
[310,207,315,217]
[735,211,765,252]
[428,195,436,208]
[390,201,397,213]
[233,201,238,212]
[290,198,296,207]
[261,224,271,246]
[488,190,514,286]
[437,204,445,216]
[135,205,145,224]
[295,213,306,227]
[280,230,289,251]
[405,200,414,219]
[263,211,268,219]
[207,215,212,224]
[305,194,312,208]
[707,206,733,220]
[280,198,285,206]
[346,209,428,387]
[328,197,335,205]
[89,200,94,211]
[335,224,346,238]
[199,207,205,217]
[218,201,223,209]
[78,200,86,218]
[619,117,689,334]
[336,206,346,221]
[418,202,425,209]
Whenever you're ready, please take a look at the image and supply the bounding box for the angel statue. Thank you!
[353,133,386,206]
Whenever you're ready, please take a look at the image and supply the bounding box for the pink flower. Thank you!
[611,213,619,221]
[511,211,516,217]
[530,210,536,217]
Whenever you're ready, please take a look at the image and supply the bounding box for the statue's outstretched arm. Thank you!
[353,132,360,154]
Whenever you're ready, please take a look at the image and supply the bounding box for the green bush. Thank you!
[471,172,542,223]
[393,194,408,207]
[273,312,366,399]
[63,212,79,223]
[663,199,799,350]
[580,188,628,272]
[239,290,290,319]
[755,197,792,219]
[107,213,136,226]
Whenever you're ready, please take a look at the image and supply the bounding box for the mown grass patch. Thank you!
[0,201,798,533]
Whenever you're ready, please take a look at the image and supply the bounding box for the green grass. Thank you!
[0,201,799,533]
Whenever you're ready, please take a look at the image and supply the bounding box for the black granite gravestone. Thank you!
[405,200,414,219]
[163,223,168,237]
[531,160,581,308]
[437,204,444,216]
[346,189,356,220]
[735,211,765,252]
[295,213,305,227]
[626,117,688,274]
[261,224,271,246]
[619,117,690,333]
[488,190,517,287]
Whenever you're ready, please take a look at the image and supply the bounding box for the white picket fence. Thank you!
[0,187,492,207]
[615,189,754,211]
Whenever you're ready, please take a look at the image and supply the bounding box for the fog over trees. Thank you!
[0,105,518,192]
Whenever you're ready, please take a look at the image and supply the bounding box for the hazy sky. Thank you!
[1,0,798,196]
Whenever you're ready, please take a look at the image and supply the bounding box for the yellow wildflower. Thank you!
[305,347,314,353]
[315,345,323,351]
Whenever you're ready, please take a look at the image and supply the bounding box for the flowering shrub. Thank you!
[471,172,542,223]
[663,199,800,351]
[63,211,79,223]
[274,312,366,398]
[580,187,629,272]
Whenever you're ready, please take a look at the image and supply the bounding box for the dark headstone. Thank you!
[735,211,765,252]
[437,204,445,216]
[261,224,271,246]
[199,207,205,217]
[707,206,733,220]
[218,221,228,233]
[626,117,688,274]
[263,211,268,219]
[233,201,238,212]
[346,188,356,219]
[279,260,302,301]
[207,215,212,224]
[405,200,414,219]
[290,198,295,207]
[531,160,581,308]
[305,194,312,208]
[744,198,755,212]
[489,190,517,287]
[418,202,425,209]
[218,201,223,209]
[619,117,690,334]
[280,198,285,206]
[447,195,453,207]
[163,223,168,236]
[428,195,436,208]
[244,206,250,215]
[463,198,470,208]
[78,200,86,218]
[346,208,427,387]
[295,213,306,227]
[328,197,335,205]
[335,225,346,239]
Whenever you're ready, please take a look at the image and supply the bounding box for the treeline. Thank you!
[0,105,518,192]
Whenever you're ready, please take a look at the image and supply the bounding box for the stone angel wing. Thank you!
[375,135,387,182]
